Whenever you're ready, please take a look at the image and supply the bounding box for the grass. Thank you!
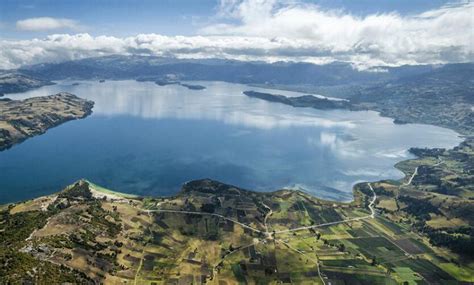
[323,270,398,285]
[438,262,474,282]
[9,195,56,214]
[2,178,469,284]
[377,198,398,212]
[347,237,405,264]
[231,263,246,283]
[392,258,455,282]
[347,226,375,238]
[426,215,466,229]
[322,259,371,268]
[393,267,422,284]
[377,216,405,233]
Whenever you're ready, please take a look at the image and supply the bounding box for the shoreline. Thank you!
[0,80,467,205]
[0,93,94,152]
[85,180,139,199]
[241,84,469,197]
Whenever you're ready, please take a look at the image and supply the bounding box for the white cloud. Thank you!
[202,0,474,68]
[16,17,79,31]
[0,33,339,69]
[0,1,472,69]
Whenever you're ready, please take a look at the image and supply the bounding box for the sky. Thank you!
[0,0,472,69]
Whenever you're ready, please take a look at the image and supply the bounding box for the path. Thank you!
[276,239,326,285]
[403,166,418,186]
[141,182,378,283]
[143,208,263,234]
[143,182,377,236]
[211,241,258,279]
[261,202,273,234]
[274,183,376,234]
[402,157,443,187]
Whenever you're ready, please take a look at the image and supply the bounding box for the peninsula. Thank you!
[0,93,94,151]
[243,90,353,110]
[155,79,206,90]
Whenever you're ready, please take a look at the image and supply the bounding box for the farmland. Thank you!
[1,178,472,284]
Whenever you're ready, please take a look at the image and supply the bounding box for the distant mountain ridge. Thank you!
[17,55,448,86]
[0,72,54,95]
[9,55,474,134]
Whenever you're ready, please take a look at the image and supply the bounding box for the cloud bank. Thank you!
[1,1,472,69]
[16,17,79,31]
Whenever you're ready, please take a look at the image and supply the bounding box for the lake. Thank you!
[0,80,462,203]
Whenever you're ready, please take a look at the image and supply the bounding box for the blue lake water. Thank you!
[0,80,462,203]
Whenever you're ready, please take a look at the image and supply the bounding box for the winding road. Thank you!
[141,182,377,284]
[276,239,326,285]
[403,167,418,186]
[143,208,264,234]
[402,157,443,187]
[144,182,377,236]
[261,202,273,234]
[274,183,376,234]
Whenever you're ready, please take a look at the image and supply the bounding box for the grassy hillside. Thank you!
[1,179,472,284]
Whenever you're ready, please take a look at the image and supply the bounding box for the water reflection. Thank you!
[1,80,462,203]
[10,80,357,129]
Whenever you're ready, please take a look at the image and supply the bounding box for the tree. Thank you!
[338,244,345,252]
[371,256,377,266]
